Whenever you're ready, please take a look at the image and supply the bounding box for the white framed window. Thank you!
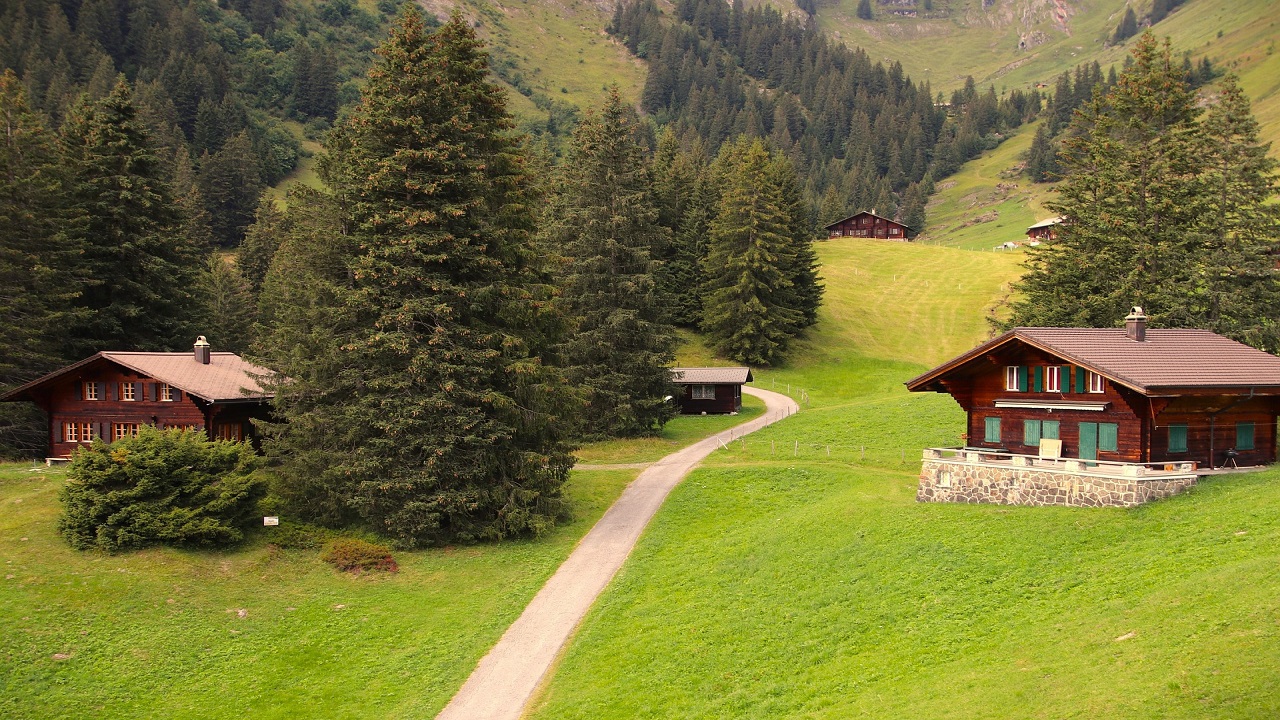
[84,382,100,400]
[112,423,139,441]
[159,383,173,402]
[65,423,79,443]
[692,384,716,400]
[1087,371,1105,393]
[120,382,135,401]
[1005,366,1022,391]
[1045,366,1062,392]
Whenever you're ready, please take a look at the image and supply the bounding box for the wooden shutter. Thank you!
[1033,366,1043,393]
[173,389,182,402]
[1042,420,1060,440]
[1017,366,1029,393]
[1023,419,1041,446]
[984,416,1001,443]
[146,383,156,402]
[1237,422,1255,451]
[76,382,83,400]
[1074,367,1085,394]
[55,421,64,443]
[1098,423,1118,452]
[1169,424,1187,453]
[1058,366,1069,393]
[134,382,142,400]
[105,383,113,401]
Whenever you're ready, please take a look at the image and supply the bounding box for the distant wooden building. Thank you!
[906,309,1280,468]
[1026,216,1063,242]
[671,367,753,414]
[1,337,274,459]
[824,211,912,241]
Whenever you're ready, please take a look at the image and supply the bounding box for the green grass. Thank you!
[0,463,637,719]
[574,394,766,465]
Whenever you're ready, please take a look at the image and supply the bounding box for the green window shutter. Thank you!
[985,416,1002,443]
[1023,419,1041,446]
[1058,366,1070,392]
[1033,366,1043,393]
[1237,422,1255,451]
[1042,420,1060,440]
[1099,423,1119,452]
[1169,424,1188,453]
[1074,366,1085,394]
[1017,366,1029,393]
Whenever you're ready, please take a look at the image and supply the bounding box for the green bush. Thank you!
[267,521,341,550]
[58,426,266,552]
[320,537,398,574]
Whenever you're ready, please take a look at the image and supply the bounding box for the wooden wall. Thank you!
[826,214,910,240]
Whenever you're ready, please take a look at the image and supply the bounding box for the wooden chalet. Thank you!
[1026,216,1063,242]
[671,367,752,414]
[1,337,274,459]
[823,211,912,241]
[906,309,1280,469]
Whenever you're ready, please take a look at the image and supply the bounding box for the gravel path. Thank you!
[435,386,799,720]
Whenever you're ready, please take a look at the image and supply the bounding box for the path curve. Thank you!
[436,387,798,720]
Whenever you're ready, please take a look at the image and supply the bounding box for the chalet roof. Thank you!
[1,351,274,403]
[822,210,912,231]
[906,328,1280,394]
[671,367,754,384]
[1027,216,1065,231]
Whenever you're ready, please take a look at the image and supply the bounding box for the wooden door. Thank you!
[1079,422,1098,461]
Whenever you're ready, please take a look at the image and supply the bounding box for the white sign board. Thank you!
[263,516,280,526]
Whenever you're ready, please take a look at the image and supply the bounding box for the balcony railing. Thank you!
[923,447,1198,478]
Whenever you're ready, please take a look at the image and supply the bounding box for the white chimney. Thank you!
[194,336,211,364]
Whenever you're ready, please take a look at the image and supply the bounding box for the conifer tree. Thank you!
[60,79,200,355]
[198,130,264,247]
[258,10,574,547]
[196,255,255,354]
[237,199,286,297]
[769,152,822,330]
[702,139,801,365]
[547,88,678,439]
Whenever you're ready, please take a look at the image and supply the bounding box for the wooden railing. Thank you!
[923,447,1198,477]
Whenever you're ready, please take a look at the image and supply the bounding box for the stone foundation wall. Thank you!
[918,458,1198,508]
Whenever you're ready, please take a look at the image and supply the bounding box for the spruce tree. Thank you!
[548,88,678,439]
[197,255,255,354]
[701,139,801,365]
[769,152,822,331]
[258,10,574,547]
[198,131,264,247]
[60,79,200,355]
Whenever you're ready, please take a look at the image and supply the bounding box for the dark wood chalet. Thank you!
[1026,216,1063,242]
[671,367,753,414]
[823,211,912,241]
[1,337,274,459]
[906,309,1280,468]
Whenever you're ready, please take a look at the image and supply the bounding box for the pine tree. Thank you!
[237,199,286,297]
[258,10,575,547]
[701,139,801,365]
[1113,7,1138,43]
[1024,123,1059,182]
[198,131,264,247]
[60,79,200,355]
[547,88,678,439]
[769,152,822,330]
[856,0,872,21]
[196,255,255,354]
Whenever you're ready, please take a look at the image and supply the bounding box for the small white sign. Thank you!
[263,516,280,526]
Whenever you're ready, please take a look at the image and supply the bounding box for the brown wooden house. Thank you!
[905,309,1280,468]
[823,211,912,241]
[671,367,753,414]
[1,337,274,459]
[1026,216,1063,242]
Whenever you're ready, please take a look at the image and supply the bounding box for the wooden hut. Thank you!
[671,367,753,414]
[823,211,912,241]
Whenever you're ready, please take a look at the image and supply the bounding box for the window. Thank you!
[889,227,900,235]
[1024,419,1041,445]
[83,382,100,400]
[1005,366,1024,391]
[120,382,135,401]
[166,424,200,433]
[1098,422,1119,453]
[64,422,94,443]
[692,384,716,400]
[1087,371,1106,393]
[1168,424,1188,453]
[1237,422,1255,451]
[112,423,139,441]
[215,423,243,442]
[159,383,173,402]
[984,416,1002,443]
[1045,366,1064,392]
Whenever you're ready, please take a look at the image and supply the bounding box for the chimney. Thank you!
[1125,307,1146,342]
[194,335,211,364]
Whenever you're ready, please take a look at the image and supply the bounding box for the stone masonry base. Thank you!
[918,458,1199,508]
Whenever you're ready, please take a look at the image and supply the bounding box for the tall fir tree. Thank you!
[769,152,823,331]
[547,88,678,439]
[701,139,802,365]
[196,255,256,354]
[257,10,575,547]
[198,130,264,247]
[60,79,201,355]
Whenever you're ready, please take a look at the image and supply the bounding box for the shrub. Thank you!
[267,521,340,550]
[58,427,265,552]
[320,538,398,574]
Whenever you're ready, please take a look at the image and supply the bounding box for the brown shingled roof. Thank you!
[1,351,273,403]
[671,367,753,384]
[906,328,1280,394]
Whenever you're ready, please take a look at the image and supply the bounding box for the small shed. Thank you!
[671,367,753,414]
[1026,216,1063,242]
[823,211,912,241]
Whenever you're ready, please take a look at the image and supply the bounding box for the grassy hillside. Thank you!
[527,233,1280,720]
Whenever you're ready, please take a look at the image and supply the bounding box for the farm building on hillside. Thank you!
[1026,216,1063,242]
[904,308,1280,507]
[1,337,274,460]
[823,211,912,240]
[671,367,752,414]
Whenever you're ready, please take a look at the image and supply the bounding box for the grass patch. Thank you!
[575,394,766,465]
[0,462,636,718]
